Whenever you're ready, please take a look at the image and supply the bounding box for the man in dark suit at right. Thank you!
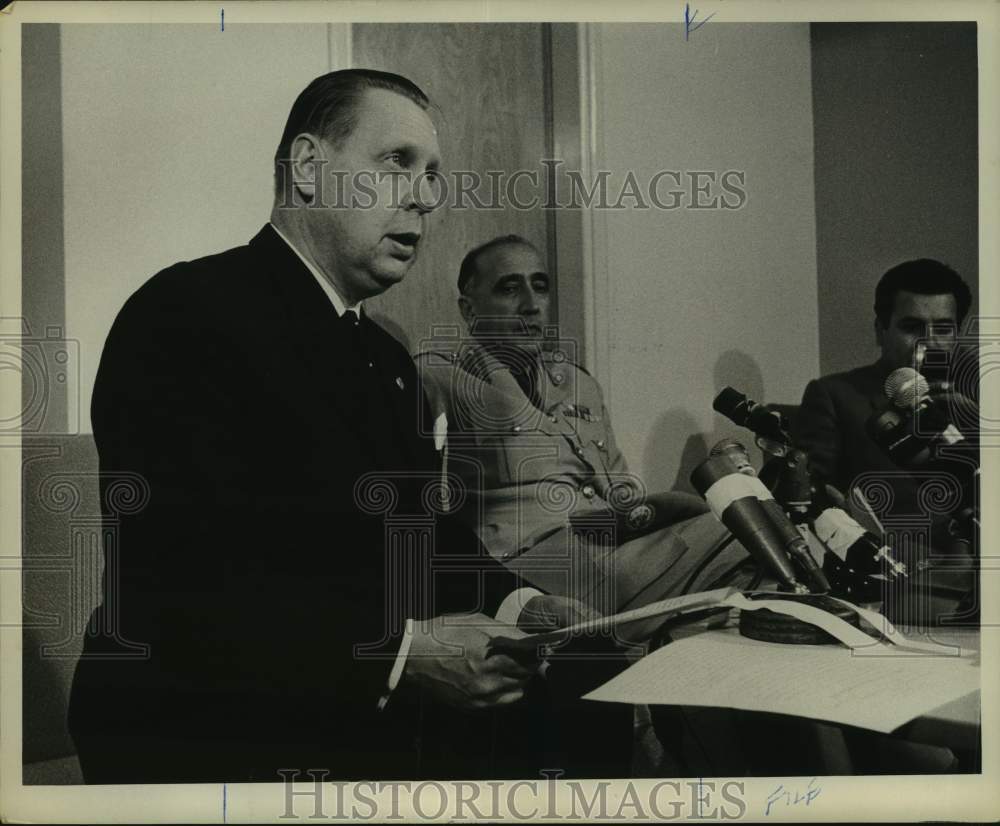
[794,259,974,500]
[793,259,977,586]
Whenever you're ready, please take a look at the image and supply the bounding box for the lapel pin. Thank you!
[395,377,405,390]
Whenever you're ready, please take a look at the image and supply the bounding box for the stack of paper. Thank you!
[582,626,979,733]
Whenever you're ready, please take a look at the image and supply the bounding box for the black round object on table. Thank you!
[738,592,861,645]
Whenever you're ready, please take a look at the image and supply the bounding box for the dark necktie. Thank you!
[338,310,363,348]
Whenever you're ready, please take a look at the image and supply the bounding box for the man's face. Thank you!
[459,244,551,349]
[304,88,441,302]
[876,290,959,371]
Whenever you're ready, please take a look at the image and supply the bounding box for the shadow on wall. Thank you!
[643,408,709,495]
[710,349,770,474]
[642,349,768,493]
[713,349,766,416]
[710,350,774,469]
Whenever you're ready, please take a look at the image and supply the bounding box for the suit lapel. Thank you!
[860,361,893,414]
[359,316,431,470]
[249,225,377,454]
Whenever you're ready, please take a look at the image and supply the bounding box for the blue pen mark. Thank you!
[684,2,715,40]
[764,783,783,816]
[223,782,227,822]
[220,8,225,31]
[764,777,821,816]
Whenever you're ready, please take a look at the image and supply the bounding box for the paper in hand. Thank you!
[487,587,738,660]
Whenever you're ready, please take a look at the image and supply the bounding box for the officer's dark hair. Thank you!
[458,234,538,294]
[874,259,973,328]
[274,69,429,196]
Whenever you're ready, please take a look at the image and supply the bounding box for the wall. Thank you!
[57,24,336,433]
[21,25,67,433]
[588,23,821,492]
[811,23,979,376]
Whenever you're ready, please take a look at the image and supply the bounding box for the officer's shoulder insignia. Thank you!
[542,348,591,378]
[625,503,654,532]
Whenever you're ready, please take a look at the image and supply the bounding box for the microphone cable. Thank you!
[679,530,739,596]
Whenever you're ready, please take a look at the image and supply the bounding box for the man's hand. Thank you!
[517,595,600,634]
[403,613,536,710]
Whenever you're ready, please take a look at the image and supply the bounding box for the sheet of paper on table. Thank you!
[583,626,980,734]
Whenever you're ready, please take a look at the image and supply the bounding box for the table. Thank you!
[641,616,982,773]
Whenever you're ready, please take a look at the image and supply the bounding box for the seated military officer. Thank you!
[414,235,752,617]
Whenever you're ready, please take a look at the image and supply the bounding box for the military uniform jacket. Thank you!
[414,339,748,616]
[415,340,630,560]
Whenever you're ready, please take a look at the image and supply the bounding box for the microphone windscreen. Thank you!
[709,440,759,477]
[709,437,748,457]
[884,367,929,408]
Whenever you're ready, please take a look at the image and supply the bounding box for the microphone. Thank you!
[811,487,907,580]
[867,367,964,466]
[709,439,830,593]
[884,365,931,408]
[708,438,758,475]
[691,453,810,593]
[753,443,907,592]
[867,368,979,546]
[771,448,813,523]
[713,387,791,448]
[885,367,964,445]
[758,497,831,593]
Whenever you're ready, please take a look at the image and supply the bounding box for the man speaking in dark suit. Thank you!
[68,70,583,784]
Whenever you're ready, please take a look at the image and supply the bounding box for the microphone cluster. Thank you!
[691,445,829,594]
[702,387,909,599]
[866,367,965,467]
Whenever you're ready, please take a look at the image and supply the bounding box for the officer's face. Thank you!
[299,89,442,303]
[876,290,959,371]
[459,244,551,344]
